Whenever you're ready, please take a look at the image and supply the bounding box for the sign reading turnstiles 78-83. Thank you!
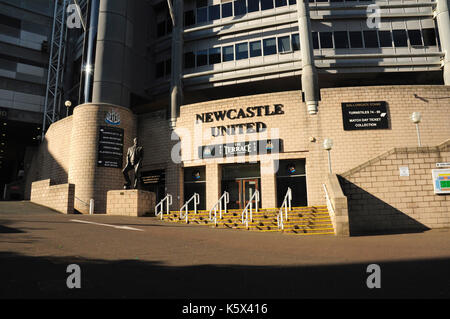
[432,169,450,194]
[341,101,389,131]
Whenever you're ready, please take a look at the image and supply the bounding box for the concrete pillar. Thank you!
[436,0,450,85]
[297,0,320,114]
[260,159,277,209]
[169,0,184,128]
[206,163,221,211]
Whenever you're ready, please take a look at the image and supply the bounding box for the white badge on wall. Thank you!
[399,166,410,177]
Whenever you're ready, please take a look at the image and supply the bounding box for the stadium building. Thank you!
[24,0,450,235]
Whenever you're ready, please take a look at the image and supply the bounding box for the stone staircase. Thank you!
[159,206,335,235]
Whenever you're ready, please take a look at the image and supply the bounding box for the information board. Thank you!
[97,126,124,168]
[432,169,450,194]
[342,101,389,131]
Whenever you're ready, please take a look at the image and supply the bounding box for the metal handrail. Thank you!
[209,191,229,226]
[323,184,335,215]
[155,194,172,220]
[241,189,260,228]
[179,193,200,223]
[277,187,292,230]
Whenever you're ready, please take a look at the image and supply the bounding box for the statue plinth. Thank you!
[107,190,156,217]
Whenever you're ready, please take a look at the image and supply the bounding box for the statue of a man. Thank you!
[122,137,143,189]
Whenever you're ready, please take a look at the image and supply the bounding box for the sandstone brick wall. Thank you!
[339,140,450,234]
[30,179,75,214]
[107,190,156,216]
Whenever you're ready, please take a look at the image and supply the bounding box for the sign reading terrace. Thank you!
[199,139,282,159]
[97,126,124,168]
[341,101,389,131]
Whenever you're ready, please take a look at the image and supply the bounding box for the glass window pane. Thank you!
[234,0,246,16]
[250,40,262,57]
[334,31,349,49]
[349,31,363,48]
[197,7,207,23]
[422,28,437,46]
[197,49,207,66]
[263,37,277,55]
[222,2,233,18]
[364,30,379,48]
[312,32,319,49]
[165,59,171,75]
[378,31,392,47]
[248,0,259,12]
[209,4,220,21]
[278,36,291,52]
[275,0,287,7]
[156,61,164,78]
[222,45,234,62]
[320,32,333,48]
[408,30,423,46]
[157,21,165,37]
[261,0,274,10]
[289,0,297,4]
[292,33,300,51]
[184,10,195,27]
[184,52,195,69]
[393,30,408,47]
[196,0,207,7]
[235,42,249,60]
[209,47,221,64]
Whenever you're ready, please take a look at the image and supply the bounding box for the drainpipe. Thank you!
[169,0,184,129]
[297,0,320,114]
[435,0,450,85]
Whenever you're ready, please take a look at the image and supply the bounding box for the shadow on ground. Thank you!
[0,252,449,299]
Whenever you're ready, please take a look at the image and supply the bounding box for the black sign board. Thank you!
[97,126,124,168]
[0,108,7,119]
[342,101,389,131]
[199,139,283,159]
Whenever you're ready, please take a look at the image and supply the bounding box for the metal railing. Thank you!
[179,193,200,223]
[323,184,335,215]
[241,189,260,229]
[155,194,172,220]
[209,191,229,226]
[277,187,292,230]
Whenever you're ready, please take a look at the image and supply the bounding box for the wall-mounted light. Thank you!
[323,138,333,174]
[410,112,422,147]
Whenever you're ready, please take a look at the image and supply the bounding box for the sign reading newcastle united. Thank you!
[199,139,283,159]
[97,126,124,168]
[341,101,389,131]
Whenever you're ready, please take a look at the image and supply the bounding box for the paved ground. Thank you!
[0,201,449,299]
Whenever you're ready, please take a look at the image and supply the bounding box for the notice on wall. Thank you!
[399,166,410,177]
[432,169,450,194]
[97,126,124,168]
[199,139,282,159]
[341,101,389,131]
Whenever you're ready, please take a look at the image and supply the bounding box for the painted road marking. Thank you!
[70,219,144,231]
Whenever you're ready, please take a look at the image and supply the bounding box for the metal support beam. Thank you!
[297,0,320,114]
[169,0,184,129]
[435,0,450,85]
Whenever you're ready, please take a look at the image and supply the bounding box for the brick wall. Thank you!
[107,190,156,217]
[339,140,450,235]
[30,179,75,214]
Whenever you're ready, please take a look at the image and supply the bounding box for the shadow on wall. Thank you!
[338,176,430,236]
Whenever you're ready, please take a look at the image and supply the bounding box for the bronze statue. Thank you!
[122,137,143,189]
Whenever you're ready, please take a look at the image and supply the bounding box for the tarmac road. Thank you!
[0,201,449,299]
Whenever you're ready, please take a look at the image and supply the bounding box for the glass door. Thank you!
[241,179,259,209]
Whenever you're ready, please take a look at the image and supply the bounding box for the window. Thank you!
[248,0,259,12]
[196,0,207,7]
[378,31,392,47]
[408,30,423,46]
[165,59,171,75]
[393,30,408,47]
[222,2,233,18]
[184,10,195,27]
[349,31,363,48]
[166,16,172,34]
[234,0,246,16]
[263,38,277,55]
[278,36,291,53]
[275,0,287,7]
[155,61,164,78]
[334,31,349,49]
[222,45,234,62]
[184,52,195,69]
[289,0,296,4]
[292,33,300,51]
[363,30,379,48]
[209,4,220,21]
[250,40,262,57]
[156,21,165,38]
[236,42,248,60]
[422,28,437,46]
[197,49,207,66]
[261,0,274,10]
[197,7,207,23]
[320,32,333,49]
[209,47,221,64]
[311,32,319,49]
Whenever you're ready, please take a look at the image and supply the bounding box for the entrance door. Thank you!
[236,179,259,209]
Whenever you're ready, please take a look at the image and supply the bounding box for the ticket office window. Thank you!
[276,159,307,207]
[184,166,206,210]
